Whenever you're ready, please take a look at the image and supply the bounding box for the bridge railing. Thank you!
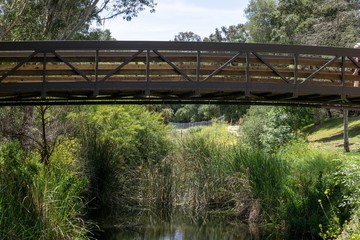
[0,41,359,106]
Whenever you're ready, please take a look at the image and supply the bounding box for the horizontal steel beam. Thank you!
[0,41,360,57]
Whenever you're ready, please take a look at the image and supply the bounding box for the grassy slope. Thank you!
[306,116,360,153]
[306,116,360,239]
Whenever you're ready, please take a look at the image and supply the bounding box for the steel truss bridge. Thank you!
[0,41,360,107]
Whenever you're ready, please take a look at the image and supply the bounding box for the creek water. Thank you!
[98,215,260,240]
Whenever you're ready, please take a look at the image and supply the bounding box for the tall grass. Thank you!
[73,106,173,229]
[170,125,239,222]
[167,124,355,239]
[0,140,91,239]
[229,148,289,225]
[170,124,287,225]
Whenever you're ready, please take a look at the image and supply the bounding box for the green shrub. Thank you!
[240,106,312,152]
[279,142,352,239]
[239,106,270,149]
[70,106,172,226]
[334,157,360,239]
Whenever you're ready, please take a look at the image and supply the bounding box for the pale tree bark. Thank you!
[0,0,29,39]
[43,0,101,39]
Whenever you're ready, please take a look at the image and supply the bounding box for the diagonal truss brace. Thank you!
[0,51,38,82]
[53,51,91,82]
[203,51,244,82]
[252,52,289,83]
[301,55,340,83]
[153,50,193,82]
[101,50,144,82]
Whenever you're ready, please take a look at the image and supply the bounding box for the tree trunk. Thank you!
[40,106,50,165]
[314,109,321,125]
[20,106,34,151]
[343,109,350,152]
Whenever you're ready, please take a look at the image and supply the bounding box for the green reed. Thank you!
[0,141,91,239]
[167,124,354,239]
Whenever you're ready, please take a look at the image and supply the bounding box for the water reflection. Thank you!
[100,218,258,240]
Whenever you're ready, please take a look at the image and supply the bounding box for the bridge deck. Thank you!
[0,41,359,107]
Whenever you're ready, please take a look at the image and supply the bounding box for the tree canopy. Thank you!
[245,0,360,46]
[203,24,249,43]
[0,0,156,40]
[174,31,202,42]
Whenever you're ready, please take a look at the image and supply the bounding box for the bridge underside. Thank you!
[0,41,360,108]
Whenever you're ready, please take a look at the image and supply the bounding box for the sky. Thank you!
[102,0,250,41]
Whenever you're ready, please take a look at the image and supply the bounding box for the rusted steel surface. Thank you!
[0,41,360,107]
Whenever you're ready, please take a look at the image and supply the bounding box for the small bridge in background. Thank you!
[0,41,360,107]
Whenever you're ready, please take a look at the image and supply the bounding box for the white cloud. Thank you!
[103,0,249,41]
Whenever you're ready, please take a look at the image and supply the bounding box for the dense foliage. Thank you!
[245,0,360,46]
[165,125,358,239]
[0,0,156,40]
[1,0,360,239]
[69,106,172,225]
[239,106,313,152]
[0,105,172,238]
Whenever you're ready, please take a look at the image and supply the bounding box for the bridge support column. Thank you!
[343,109,350,152]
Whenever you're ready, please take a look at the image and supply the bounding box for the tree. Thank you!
[73,28,114,40]
[220,105,249,123]
[240,106,313,151]
[271,0,318,44]
[0,106,73,165]
[161,108,174,124]
[204,24,249,43]
[244,0,277,43]
[174,105,199,123]
[0,0,156,40]
[240,106,271,149]
[174,31,202,42]
[302,0,360,47]
[260,107,313,152]
[271,0,360,46]
[198,105,221,120]
[0,0,157,165]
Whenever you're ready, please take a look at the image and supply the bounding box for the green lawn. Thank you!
[306,116,360,153]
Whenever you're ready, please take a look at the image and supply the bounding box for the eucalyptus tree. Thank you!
[245,0,360,46]
[303,0,360,47]
[270,0,318,44]
[203,24,249,43]
[174,31,202,42]
[0,0,157,164]
[0,0,156,40]
[272,0,360,47]
[244,0,277,43]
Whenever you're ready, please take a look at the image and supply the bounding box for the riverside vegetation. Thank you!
[1,0,359,238]
[0,105,360,239]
